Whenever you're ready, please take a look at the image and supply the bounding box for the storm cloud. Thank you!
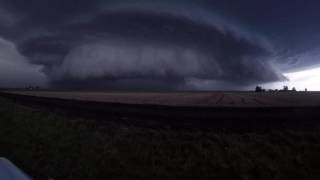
[0,38,46,88]
[1,0,319,90]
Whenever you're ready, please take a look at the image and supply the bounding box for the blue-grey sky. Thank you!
[0,0,319,90]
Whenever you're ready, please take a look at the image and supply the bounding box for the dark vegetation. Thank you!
[0,97,320,180]
[255,85,298,92]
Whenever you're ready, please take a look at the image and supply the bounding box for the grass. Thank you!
[0,97,320,180]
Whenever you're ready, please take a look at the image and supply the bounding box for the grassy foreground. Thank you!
[0,97,320,180]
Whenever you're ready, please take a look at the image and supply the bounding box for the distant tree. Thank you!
[283,86,289,91]
[255,86,263,92]
[292,87,297,92]
[305,88,308,92]
[256,86,262,92]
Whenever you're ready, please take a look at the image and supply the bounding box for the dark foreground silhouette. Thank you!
[0,92,320,179]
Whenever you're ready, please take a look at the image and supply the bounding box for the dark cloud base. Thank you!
[51,77,185,91]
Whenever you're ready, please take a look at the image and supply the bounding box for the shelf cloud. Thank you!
[0,0,319,89]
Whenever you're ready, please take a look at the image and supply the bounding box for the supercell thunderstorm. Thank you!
[1,1,288,90]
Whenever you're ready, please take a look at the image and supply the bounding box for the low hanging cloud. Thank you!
[0,38,47,88]
[4,1,286,90]
[48,39,284,90]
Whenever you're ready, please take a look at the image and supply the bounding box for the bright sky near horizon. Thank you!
[263,66,320,91]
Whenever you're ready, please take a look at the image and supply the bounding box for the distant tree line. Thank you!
[255,85,306,92]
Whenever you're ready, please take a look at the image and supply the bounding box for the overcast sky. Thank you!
[0,0,319,90]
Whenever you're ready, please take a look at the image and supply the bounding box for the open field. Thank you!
[0,97,320,180]
[0,91,320,179]
[4,90,320,107]
[1,91,320,130]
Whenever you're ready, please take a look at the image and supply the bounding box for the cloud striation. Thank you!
[1,1,287,90]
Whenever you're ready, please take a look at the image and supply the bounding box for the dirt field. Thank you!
[1,90,320,129]
[3,91,320,107]
[1,91,320,179]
